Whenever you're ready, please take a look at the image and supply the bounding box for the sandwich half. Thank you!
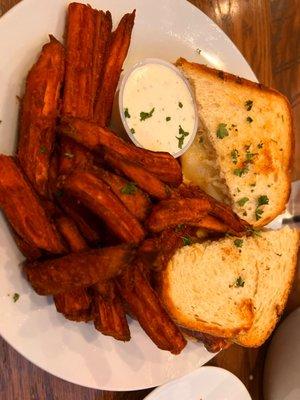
[177,58,293,227]
[158,226,299,345]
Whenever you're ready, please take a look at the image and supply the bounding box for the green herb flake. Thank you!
[234,239,244,248]
[13,293,20,303]
[257,195,269,206]
[257,142,264,149]
[216,123,229,139]
[182,236,191,246]
[233,166,249,177]
[235,276,245,287]
[178,102,183,108]
[247,227,262,237]
[55,189,64,198]
[39,145,47,154]
[245,100,253,111]
[64,152,74,159]
[176,125,190,149]
[140,107,155,121]
[130,128,135,134]
[237,197,249,207]
[121,182,137,195]
[231,149,239,164]
[166,116,171,121]
[196,48,202,54]
[246,116,253,123]
[124,108,130,118]
[255,208,264,221]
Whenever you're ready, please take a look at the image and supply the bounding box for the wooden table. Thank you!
[0,1,299,399]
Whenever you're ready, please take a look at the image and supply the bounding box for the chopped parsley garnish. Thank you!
[130,128,135,134]
[246,150,258,162]
[175,224,184,232]
[176,125,189,149]
[124,108,130,118]
[55,189,64,198]
[166,116,171,121]
[255,208,264,220]
[237,197,249,207]
[234,239,244,248]
[140,107,155,121]
[182,236,191,246]
[39,145,47,154]
[13,293,20,303]
[64,152,74,158]
[196,48,202,54]
[121,182,137,195]
[231,149,239,164]
[257,195,269,206]
[234,166,249,177]
[257,142,264,149]
[216,123,228,139]
[246,116,253,123]
[245,100,253,111]
[247,227,262,237]
[178,102,183,108]
[235,276,245,287]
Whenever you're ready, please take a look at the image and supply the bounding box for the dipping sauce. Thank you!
[121,61,197,156]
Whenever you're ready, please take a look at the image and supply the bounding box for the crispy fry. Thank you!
[12,231,42,260]
[93,166,150,221]
[24,245,134,295]
[147,198,212,233]
[92,281,130,341]
[92,10,112,105]
[18,36,65,197]
[104,151,170,200]
[59,117,182,185]
[0,155,65,253]
[192,215,230,233]
[175,183,248,234]
[61,170,145,244]
[181,328,230,353]
[55,215,88,252]
[117,260,187,354]
[58,137,95,176]
[55,288,91,315]
[65,309,93,322]
[57,194,102,245]
[94,11,135,126]
[62,3,111,118]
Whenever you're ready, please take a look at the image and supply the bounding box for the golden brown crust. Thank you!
[18,36,65,197]
[54,288,91,315]
[55,215,88,252]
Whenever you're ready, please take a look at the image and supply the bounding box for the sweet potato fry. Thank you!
[55,288,91,315]
[0,155,65,253]
[54,214,90,316]
[62,3,111,118]
[55,215,88,252]
[12,231,42,260]
[24,245,134,295]
[61,170,145,244]
[104,152,170,200]
[65,309,93,322]
[181,328,230,353]
[92,10,112,105]
[147,198,212,233]
[57,194,102,245]
[59,117,182,185]
[192,215,230,233]
[117,260,187,354]
[94,11,135,126]
[92,281,130,341]
[58,137,95,176]
[18,36,65,197]
[93,166,150,221]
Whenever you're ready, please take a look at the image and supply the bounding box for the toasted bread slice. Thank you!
[235,226,299,347]
[177,58,293,227]
[159,227,299,343]
[159,238,258,338]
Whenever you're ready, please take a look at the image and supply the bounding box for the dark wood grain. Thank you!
[0,1,299,399]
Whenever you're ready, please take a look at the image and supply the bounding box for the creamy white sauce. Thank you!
[122,63,196,155]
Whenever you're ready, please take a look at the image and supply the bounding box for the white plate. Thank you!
[144,366,252,400]
[0,0,256,391]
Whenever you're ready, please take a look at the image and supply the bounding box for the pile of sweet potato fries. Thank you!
[0,3,249,355]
